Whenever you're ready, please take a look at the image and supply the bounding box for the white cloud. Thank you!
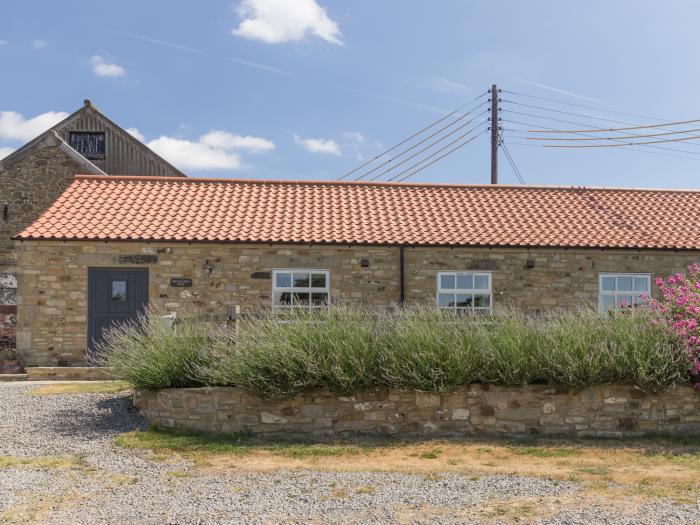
[232,0,342,45]
[0,147,14,160]
[147,130,275,171]
[32,39,47,49]
[0,110,68,142]
[126,128,145,142]
[201,130,275,153]
[424,75,470,96]
[148,136,243,171]
[0,40,7,47]
[90,55,126,77]
[293,134,341,155]
[342,131,365,143]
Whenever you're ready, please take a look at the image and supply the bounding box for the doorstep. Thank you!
[0,374,28,382]
[25,367,113,381]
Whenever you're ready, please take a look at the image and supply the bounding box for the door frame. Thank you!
[87,267,149,360]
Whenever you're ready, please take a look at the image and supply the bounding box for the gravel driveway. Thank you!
[0,383,699,524]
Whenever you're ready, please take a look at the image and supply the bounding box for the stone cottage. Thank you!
[0,100,183,358]
[12,175,700,367]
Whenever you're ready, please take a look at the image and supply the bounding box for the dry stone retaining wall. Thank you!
[134,383,700,439]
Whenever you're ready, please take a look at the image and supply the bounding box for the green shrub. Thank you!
[209,306,379,397]
[97,309,217,389]
[379,307,481,391]
[541,309,689,388]
[478,311,545,385]
[105,304,690,396]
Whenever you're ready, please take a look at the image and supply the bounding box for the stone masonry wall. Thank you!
[15,240,700,366]
[134,383,700,438]
[0,144,82,353]
[404,247,699,312]
[0,145,82,268]
[15,241,399,366]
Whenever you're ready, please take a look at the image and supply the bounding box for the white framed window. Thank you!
[598,273,651,311]
[437,271,492,313]
[272,269,330,311]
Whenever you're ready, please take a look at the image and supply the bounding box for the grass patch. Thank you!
[27,381,131,396]
[0,454,89,471]
[418,448,442,459]
[116,427,700,502]
[115,427,367,460]
[511,446,580,458]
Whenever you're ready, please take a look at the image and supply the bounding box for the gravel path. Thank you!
[0,383,698,524]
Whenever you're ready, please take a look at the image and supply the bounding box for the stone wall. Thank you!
[134,383,700,438]
[404,247,697,312]
[0,144,82,354]
[15,240,700,366]
[0,144,82,268]
[15,242,398,366]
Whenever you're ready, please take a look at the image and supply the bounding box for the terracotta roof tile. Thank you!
[14,175,700,250]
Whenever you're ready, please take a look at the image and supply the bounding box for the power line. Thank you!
[393,129,488,183]
[501,89,673,123]
[526,127,700,141]
[387,120,488,182]
[499,135,525,184]
[501,111,700,156]
[502,118,700,161]
[337,91,488,180]
[356,108,488,181]
[543,134,700,148]
[502,99,700,132]
[502,98,700,150]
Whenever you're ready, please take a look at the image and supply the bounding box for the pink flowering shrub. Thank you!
[649,263,700,385]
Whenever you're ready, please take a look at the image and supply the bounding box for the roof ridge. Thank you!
[72,174,700,194]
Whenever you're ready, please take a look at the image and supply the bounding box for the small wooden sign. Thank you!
[118,255,158,264]
[170,278,192,287]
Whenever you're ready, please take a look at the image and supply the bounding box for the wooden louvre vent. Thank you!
[68,131,106,160]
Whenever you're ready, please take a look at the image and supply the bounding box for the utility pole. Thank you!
[490,84,500,184]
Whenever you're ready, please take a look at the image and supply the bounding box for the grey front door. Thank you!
[87,268,148,361]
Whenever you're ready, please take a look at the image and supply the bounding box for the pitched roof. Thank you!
[0,131,105,175]
[0,100,185,177]
[15,175,700,250]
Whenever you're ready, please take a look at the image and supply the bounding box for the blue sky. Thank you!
[2,1,700,188]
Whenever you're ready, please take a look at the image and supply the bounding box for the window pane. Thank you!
[601,276,615,291]
[634,277,649,292]
[311,292,328,306]
[311,273,326,288]
[617,276,633,291]
[616,295,634,307]
[111,280,127,302]
[474,274,489,290]
[474,294,491,308]
[438,293,454,307]
[600,295,615,310]
[456,274,473,290]
[440,274,455,290]
[292,292,310,306]
[455,294,473,307]
[273,291,292,306]
[275,272,291,288]
[293,273,310,288]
